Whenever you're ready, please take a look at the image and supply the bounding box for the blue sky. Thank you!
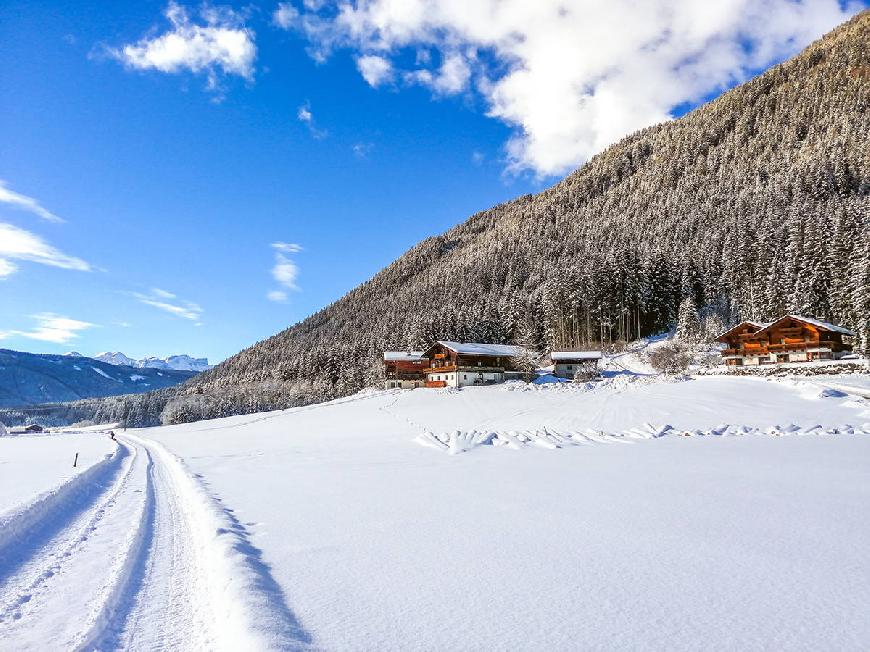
[1,0,863,362]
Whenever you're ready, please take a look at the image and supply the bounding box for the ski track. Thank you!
[0,434,315,652]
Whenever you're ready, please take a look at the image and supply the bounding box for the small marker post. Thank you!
[73,452,79,468]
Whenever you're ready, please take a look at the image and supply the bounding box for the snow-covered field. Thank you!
[1,373,869,650]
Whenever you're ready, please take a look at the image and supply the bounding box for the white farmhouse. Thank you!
[422,341,526,388]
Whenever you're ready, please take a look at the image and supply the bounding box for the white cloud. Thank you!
[114,2,256,90]
[0,223,91,277]
[352,142,373,158]
[133,287,203,320]
[0,259,18,279]
[273,2,299,29]
[357,54,393,87]
[272,256,299,288]
[0,181,64,223]
[293,0,860,176]
[268,242,302,301]
[406,51,470,94]
[272,241,303,253]
[0,313,96,345]
[296,103,328,138]
[150,287,177,299]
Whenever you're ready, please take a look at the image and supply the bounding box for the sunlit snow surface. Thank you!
[142,375,870,651]
[1,374,869,650]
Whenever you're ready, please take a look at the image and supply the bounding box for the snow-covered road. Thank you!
[0,435,313,651]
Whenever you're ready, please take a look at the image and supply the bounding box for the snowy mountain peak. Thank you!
[94,352,138,367]
[93,352,211,372]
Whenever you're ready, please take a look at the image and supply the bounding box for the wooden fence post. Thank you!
[73,452,78,468]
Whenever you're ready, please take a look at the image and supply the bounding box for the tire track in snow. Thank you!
[0,440,149,649]
[118,434,317,651]
[1,434,317,651]
[0,440,127,583]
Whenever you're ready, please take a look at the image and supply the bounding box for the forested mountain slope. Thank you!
[9,11,867,427]
[0,349,196,409]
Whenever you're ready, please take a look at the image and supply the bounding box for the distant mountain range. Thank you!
[85,352,212,373]
[0,349,199,409]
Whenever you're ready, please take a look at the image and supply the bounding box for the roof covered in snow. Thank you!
[715,321,770,341]
[715,315,855,341]
[436,341,527,357]
[781,315,855,336]
[383,351,426,361]
[550,351,602,361]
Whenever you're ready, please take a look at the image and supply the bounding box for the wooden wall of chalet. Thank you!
[721,317,851,357]
[764,318,848,351]
[384,358,427,379]
[424,343,517,371]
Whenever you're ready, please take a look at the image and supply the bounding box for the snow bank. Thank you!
[125,435,315,651]
[0,433,117,515]
[0,438,122,572]
[416,421,870,454]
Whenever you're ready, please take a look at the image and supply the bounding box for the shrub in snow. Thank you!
[572,360,600,382]
[510,349,540,383]
[648,343,692,374]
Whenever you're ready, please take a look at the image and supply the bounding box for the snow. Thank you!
[90,366,117,381]
[787,314,856,335]
[550,350,601,360]
[2,374,869,650]
[94,351,137,367]
[94,352,212,372]
[382,351,426,361]
[715,320,770,340]
[436,340,526,356]
[129,374,146,382]
[0,433,115,521]
[138,375,869,651]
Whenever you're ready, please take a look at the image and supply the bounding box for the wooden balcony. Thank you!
[424,365,458,373]
[425,380,447,388]
[723,340,837,357]
[768,342,813,351]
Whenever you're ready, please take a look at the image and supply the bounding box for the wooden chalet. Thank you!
[422,341,526,388]
[550,351,602,379]
[717,315,853,366]
[383,351,428,389]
